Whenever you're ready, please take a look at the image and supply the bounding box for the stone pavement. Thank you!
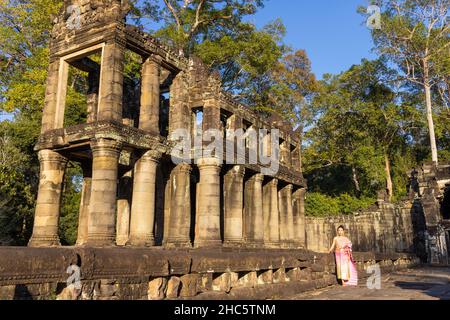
[289,267,450,300]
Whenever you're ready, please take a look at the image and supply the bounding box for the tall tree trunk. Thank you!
[423,59,439,164]
[352,166,361,197]
[384,152,393,202]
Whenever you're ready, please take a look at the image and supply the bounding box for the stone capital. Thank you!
[141,149,163,162]
[90,138,122,155]
[173,163,192,174]
[197,157,222,168]
[294,187,307,199]
[37,150,68,165]
[226,165,245,178]
[254,173,264,183]
[248,173,264,183]
[143,55,163,69]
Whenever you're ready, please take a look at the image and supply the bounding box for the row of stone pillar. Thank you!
[29,148,306,249]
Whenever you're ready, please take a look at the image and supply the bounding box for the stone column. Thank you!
[86,139,122,246]
[263,179,280,247]
[97,41,124,122]
[280,141,292,168]
[87,71,100,123]
[76,165,92,246]
[168,72,190,137]
[224,166,245,246]
[293,188,307,248]
[195,158,222,248]
[29,150,68,247]
[165,164,192,248]
[41,59,60,133]
[244,174,264,247]
[278,185,294,247]
[286,185,294,246]
[116,170,133,246]
[140,58,160,134]
[129,151,160,247]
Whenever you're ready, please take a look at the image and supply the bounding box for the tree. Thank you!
[0,0,61,114]
[304,59,419,200]
[304,72,385,197]
[268,49,319,128]
[0,123,38,245]
[137,0,264,55]
[137,0,287,108]
[363,0,450,164]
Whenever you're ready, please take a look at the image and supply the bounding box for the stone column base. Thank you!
[223,240,245,248]
[194,240,222,248]
[116,236,129,247]
[245,241,265,249]
[164,240,192,249]
[85,234,116,247]
[128,236,155,247]
[264,242,281,249]
[28,236,61,248]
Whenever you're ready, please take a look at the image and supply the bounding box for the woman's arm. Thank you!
[328,237,336,253]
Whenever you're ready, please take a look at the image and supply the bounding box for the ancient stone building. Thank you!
[28,0,307,250]
[0,0,433,300]
[409,162,450,265]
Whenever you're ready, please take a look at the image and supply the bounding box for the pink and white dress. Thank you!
[334,236,358,286]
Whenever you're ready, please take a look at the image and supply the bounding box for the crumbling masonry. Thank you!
[28,0,307,249]
[0,0,431,300]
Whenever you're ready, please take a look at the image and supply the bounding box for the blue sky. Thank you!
[251,0,377,79]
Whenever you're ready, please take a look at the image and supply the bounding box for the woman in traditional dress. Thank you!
[328,225,358,286]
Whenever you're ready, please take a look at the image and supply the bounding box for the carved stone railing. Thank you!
[0,247,419,300]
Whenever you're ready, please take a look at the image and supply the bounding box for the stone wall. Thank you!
[305,201,419,254]
[0,247,418,300]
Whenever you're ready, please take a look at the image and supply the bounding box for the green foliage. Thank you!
[0,121,38,245]
[59,165,82,246]
[305,192,376,217]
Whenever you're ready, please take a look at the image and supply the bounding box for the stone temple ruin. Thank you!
[29,0,306,249]
[0,0,448,300]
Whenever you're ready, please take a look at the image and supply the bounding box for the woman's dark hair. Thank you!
[337,225,345,231]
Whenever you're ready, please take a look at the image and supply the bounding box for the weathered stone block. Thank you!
[166,276,181,299]
[236,271,257,288]
[212,273,231,292]
[257,269,273,285]
[286,268,301,282]
[273,268,286,284]
[198,273,213,292]
[148,277,167,300]
[56,285,81,300]
[0,285,15,300]
[180,274,199,297]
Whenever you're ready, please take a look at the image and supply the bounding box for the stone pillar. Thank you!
[263,179,280,247]
[286,185,294,245]
[244,174,264,247]
[76,165,92,246]
[41,59,60,133]
[29,150,68,247]
[293,188,307,248]
[97,42,124,122]
[224,166,245,246]
[279,185,294,247]
[168,72,190,138]
[87,71,100,123]
[165,164,192,248]
[86,139,122,246]
[140,58,160,134]
[195,158,222,248]
[129,151,160,247]
[116,170,133,246]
